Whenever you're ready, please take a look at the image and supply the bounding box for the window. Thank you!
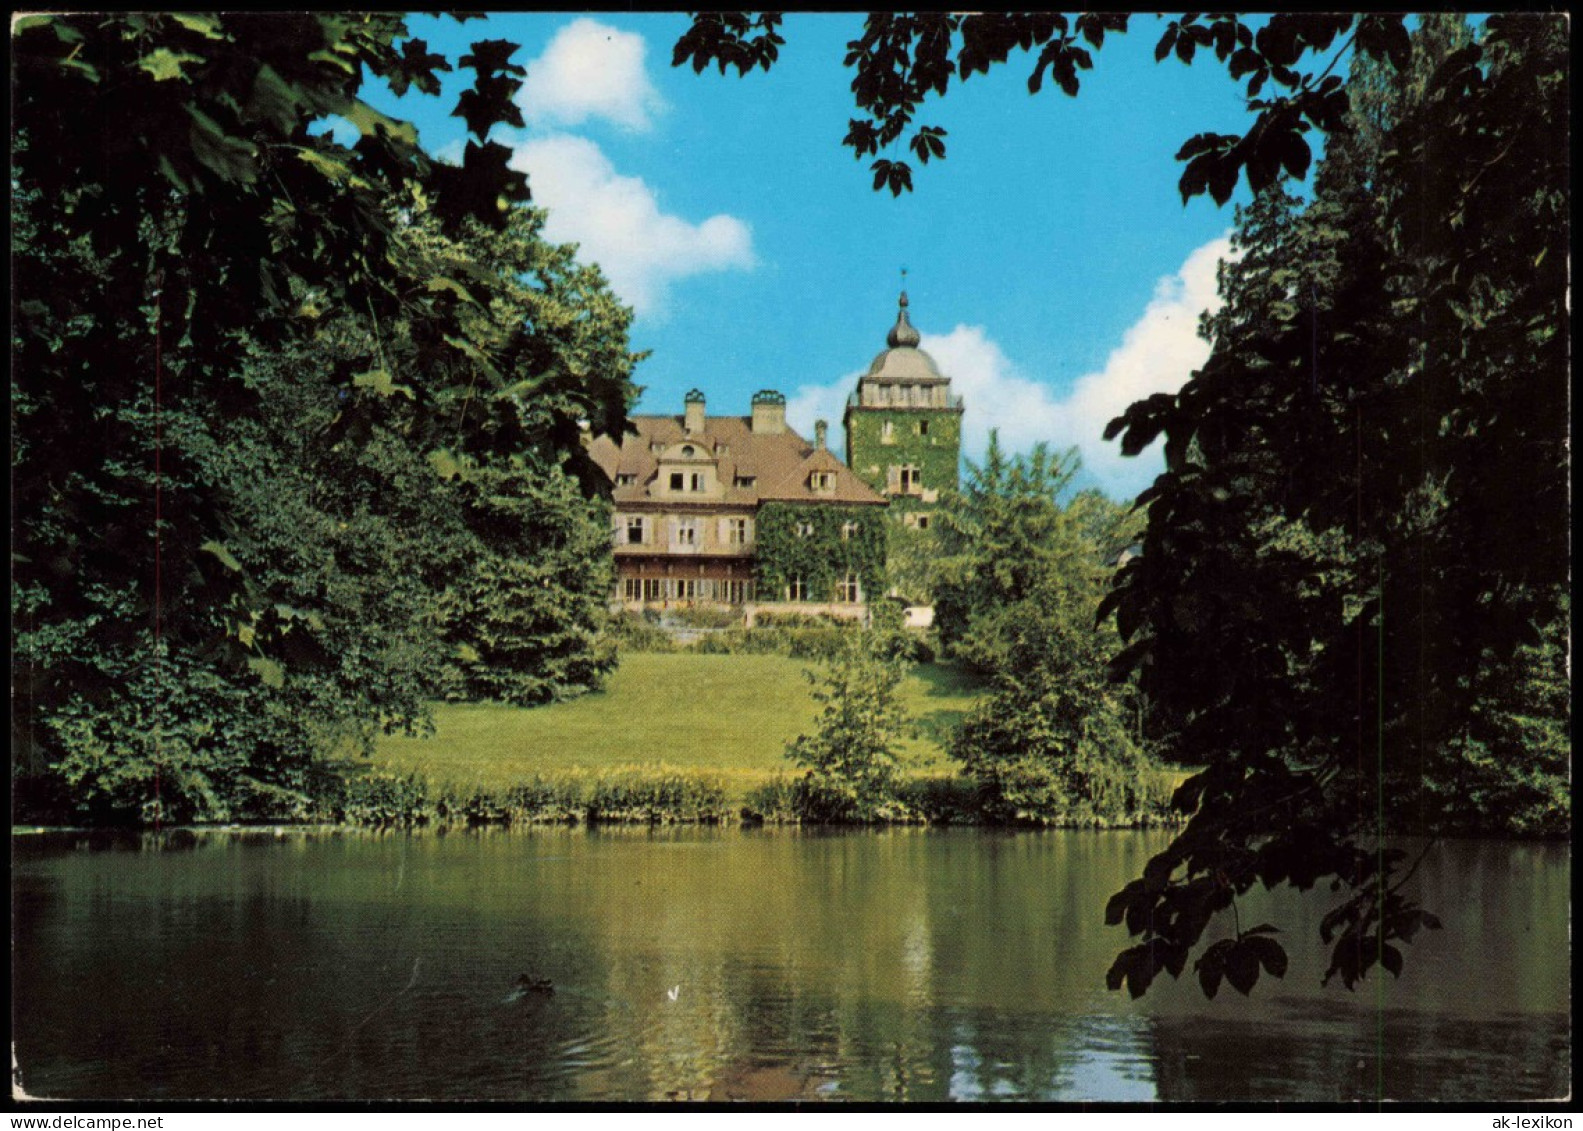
[673,578,696,600]
[675,519,698,546]
[917,419,930,436]
[727,517,750,546]
[836,572,861,603]
[795,521,815,538]
[723,579,752,604]
[900,465,921,494]
[841,521,860,541]
[811,471,835,493]
[734,475,757,489]
[670,472,684,491]
[623,578,642,601]
[916,514,930,530]
[643,578,664,601]
[681,444,695,457]
[787,576,807,602]
[690,472,703,491]
[881,420,896,444]
[616,473,636,487]
[625,516,645,545]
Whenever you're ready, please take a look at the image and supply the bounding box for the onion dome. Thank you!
[886,291,922,348]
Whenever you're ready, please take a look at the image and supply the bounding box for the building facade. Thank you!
[843,291,963,531]
[586,389,888,611]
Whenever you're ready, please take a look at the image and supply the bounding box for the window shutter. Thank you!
[718,517,730,546]
[886,465,901,492]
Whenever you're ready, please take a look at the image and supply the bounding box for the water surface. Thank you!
[11,827,1569,1102]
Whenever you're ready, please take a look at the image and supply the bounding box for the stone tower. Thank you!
[843,291,962,530]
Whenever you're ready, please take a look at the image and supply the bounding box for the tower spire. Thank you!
[886,275,921,349]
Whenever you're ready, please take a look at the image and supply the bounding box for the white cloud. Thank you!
[1053,235,1233,494]
[787,382,854,453]
[519,18,665,132]
[509,134,755,317]
[788,236,1234,499]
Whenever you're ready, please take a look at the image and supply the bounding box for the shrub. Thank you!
[337,770,435,826]
[602,611,677,653]
[741,774,800,823]
[895,776,979,825]
[668,605,743,629]
[586,766,729,824]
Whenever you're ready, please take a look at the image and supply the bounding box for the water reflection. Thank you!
[12,827,1569,1102]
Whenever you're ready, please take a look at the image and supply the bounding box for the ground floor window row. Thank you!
[622,578,755,603]
[620,573,864,604]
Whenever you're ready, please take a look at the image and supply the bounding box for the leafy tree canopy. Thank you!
[1100,14,1568,998]
[13,15,641,821]
[674,12,1415,202]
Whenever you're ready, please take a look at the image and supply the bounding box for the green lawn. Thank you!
[376,652,986,799]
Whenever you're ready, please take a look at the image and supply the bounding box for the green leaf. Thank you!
[200,541,244,572]
[187,104,258,183]
[443,335,505,385]
[296,147,352,182]
[138,48,204,82]
[247,656,285,688]
[170,13,227,40]
[342,99,418,146]
[427,448,463,480]
[353,368,413,399]
[426,276,478,304]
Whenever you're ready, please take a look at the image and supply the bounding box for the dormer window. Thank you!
[734,475,756,489]
[810,471,836,493]
[681,445,696,457]
[795,521,815,538]
[616,473,636,487]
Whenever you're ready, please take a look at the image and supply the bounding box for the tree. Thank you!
[12,15,638,821]
[932,433,1085,661]
[1099,15,1567,997]
[953,570,1161,825]
[785,637,913,822]
[939,440,1155,822]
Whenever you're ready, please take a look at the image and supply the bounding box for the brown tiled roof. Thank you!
[586,414,886,507]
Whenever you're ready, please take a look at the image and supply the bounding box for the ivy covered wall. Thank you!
[845,406,962,508]
[754,502,887,602]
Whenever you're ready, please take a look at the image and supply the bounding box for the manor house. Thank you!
[588,292,962,612]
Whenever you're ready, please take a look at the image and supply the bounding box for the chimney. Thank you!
[814,419,828,450]
[684,388,706,435]
[750,389,786,435]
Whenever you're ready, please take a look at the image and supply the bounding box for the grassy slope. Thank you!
[376,653,985,799]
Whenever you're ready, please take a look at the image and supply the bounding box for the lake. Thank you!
[11,827,1569,1103]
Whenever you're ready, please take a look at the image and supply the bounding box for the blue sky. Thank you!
[367,14,1263,499]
